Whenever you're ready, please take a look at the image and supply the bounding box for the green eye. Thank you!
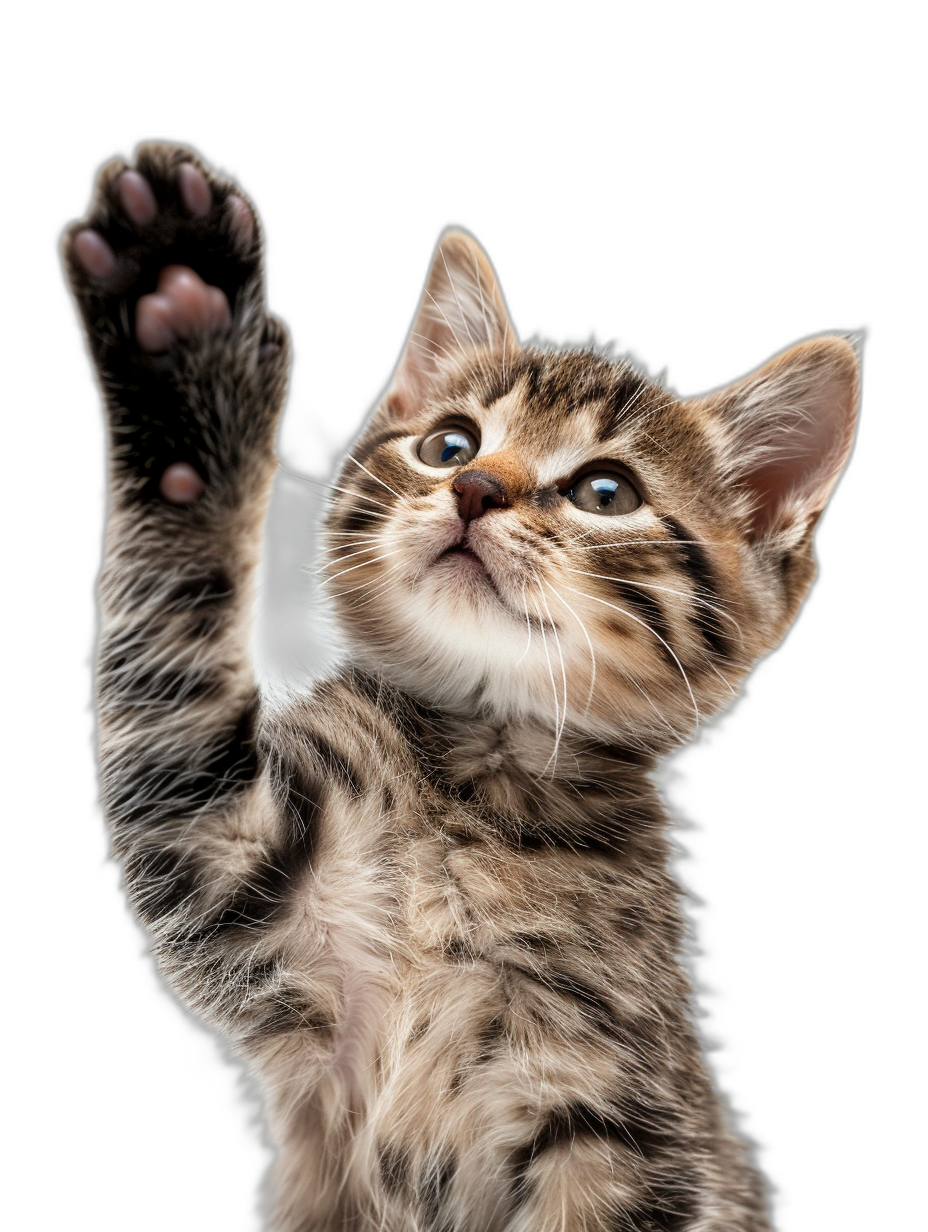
[418,426,479,468]
[567,470,641,516]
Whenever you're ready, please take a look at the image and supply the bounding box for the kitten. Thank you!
[65,143,858,1232]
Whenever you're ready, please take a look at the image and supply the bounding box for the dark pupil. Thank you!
[440,434,469,463]
[590,478,618,507]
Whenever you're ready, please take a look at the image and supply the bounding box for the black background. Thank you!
[27,113,882,1222]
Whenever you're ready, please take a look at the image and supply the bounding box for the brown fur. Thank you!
[65,144,859,1231]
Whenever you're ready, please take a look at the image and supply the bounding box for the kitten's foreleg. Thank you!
[66,145,299,1035]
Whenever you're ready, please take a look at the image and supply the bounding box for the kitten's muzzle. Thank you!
[452,470,509,523]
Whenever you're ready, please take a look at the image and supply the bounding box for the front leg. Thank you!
[65,144,303,1032]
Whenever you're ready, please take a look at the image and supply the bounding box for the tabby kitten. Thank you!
[65,143,858,1232]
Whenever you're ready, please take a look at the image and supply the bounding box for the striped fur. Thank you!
[65,144,858,1231]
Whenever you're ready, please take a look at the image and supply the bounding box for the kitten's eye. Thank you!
[567,470,641,516]
[418,426,479,468]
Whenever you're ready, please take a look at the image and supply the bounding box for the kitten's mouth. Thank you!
[436,537,530,619]
[437,538,500,591]
[441,543,484,566]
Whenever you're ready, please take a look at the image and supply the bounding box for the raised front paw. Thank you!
[65,144,286,504]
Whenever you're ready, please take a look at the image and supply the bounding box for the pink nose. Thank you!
[452,470,509,522]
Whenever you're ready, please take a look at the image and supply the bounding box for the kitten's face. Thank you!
[324,236,857,753]
[327,351,770,748]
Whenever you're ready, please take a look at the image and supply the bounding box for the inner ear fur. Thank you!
[697,336,860,541]
[386,230,519,421]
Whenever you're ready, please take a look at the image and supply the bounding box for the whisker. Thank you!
[543,578,597,714]
[537,582,569,772]
[330,559,407,605]
[665,489,723,521]
[315,542,388,574]
[565,585,700,724]
[326,525,384,535]
[323,542,383,557]
[514,583,534,666]
[531,586,562,773]
[570,538,726,551]
[320,549,405,584]
[562,566,744,645]
[276,464,394,512]
[612,381,651,428]
[345,454,404,502]
[622,667,688,740]
[706,661,738,698]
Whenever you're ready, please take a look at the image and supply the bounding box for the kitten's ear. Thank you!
[701,336,860,542]
[387,230,518,420]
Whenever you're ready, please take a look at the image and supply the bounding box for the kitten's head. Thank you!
[324,233,858,752]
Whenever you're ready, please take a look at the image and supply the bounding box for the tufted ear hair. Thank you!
[697,336,860,542]
[386,230,518,420]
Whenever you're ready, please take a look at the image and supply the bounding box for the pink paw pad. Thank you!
[178,163,212,218]
[159,462,205,504]
[118,170,157,226]
[136,265,231,352]
[74,230,116,280]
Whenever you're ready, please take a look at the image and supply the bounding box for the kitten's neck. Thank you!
[352,668,666,851]
[439,712,652,788]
